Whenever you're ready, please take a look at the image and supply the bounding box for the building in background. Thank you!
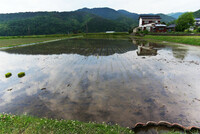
[138,15,167,32]
[167,24,176,32]
[195,18,200,26]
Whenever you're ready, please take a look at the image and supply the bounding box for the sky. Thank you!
[0,0,199,14]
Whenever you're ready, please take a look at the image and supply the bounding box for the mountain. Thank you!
[78,7,138,27]
[118,10,176,23]
[0,8,143,36]
[0,11,133,36]
[157,14,176,23]
[78,7,175,25]
[139,13,176,23]
[167,12,185,19]
[0,11,89,35]
[167,9,200,19]
[79,8,175,23]
[78,7,122,20]
[0,7,179,36]
[194,9,200,18]
[117,10,139,20]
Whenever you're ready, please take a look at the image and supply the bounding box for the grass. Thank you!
[0,114,133,134]
[0,114,197,134]
[141,35,200,46]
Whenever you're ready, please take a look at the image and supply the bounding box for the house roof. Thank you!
[155,24,166,27]
[139,15,161,19]
[141,23,155,27]
[167,24,176,28]
[140,23,166,28]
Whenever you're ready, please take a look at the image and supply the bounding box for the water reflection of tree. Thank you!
[171,47,188,60]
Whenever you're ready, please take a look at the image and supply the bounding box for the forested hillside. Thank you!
[78,8,138,28]
[0,7,179,36]
[79,8,175,25]
[194,9,200,18]
[0,11,131,36]
[167,12,185,19]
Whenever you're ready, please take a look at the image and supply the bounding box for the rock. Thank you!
[5,72,12,78]
[41,88,46,90]
[133,121,200,133]
[18,72,25,78]
[7,88,12,91]
[67,84,72,87]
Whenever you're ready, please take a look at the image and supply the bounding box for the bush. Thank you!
[135,31,143,36]
[143,30,149,34]
[135,30,149,35]
[128,28,133,34]
[184,29,192,33]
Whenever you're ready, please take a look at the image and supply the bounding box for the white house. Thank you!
[139,15,161,27]
[138,15,167,32]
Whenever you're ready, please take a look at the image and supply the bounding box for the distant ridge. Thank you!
[78,7,123,20]
[118,10,139,20]
[78,7,176,23]
[0,7,198,36]
[194,9,200,18]
[167,12,185,19]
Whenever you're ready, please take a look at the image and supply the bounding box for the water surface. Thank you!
[0,38,200,127]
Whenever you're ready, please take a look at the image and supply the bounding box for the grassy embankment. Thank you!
[0,114,133,134]
[0,32,130,48]
[0,114,191,134]
[140,35,200,46]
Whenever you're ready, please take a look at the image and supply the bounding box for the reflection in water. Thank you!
[0,38,200,128]
[137,42,158,56]
[172,47,188,60]
[4,39,137,56]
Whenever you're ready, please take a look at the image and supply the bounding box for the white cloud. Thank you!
[0,0,199,14]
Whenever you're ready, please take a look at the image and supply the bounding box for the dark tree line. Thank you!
[0,11,134,36]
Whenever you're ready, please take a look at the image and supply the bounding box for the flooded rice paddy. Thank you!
[0,38,200,128]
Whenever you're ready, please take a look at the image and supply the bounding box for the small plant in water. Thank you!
[5,72,12,78]
[18,72,25,78]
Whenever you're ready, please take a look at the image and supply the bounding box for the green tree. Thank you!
[175,12,195,32]
[197,27,200,32]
